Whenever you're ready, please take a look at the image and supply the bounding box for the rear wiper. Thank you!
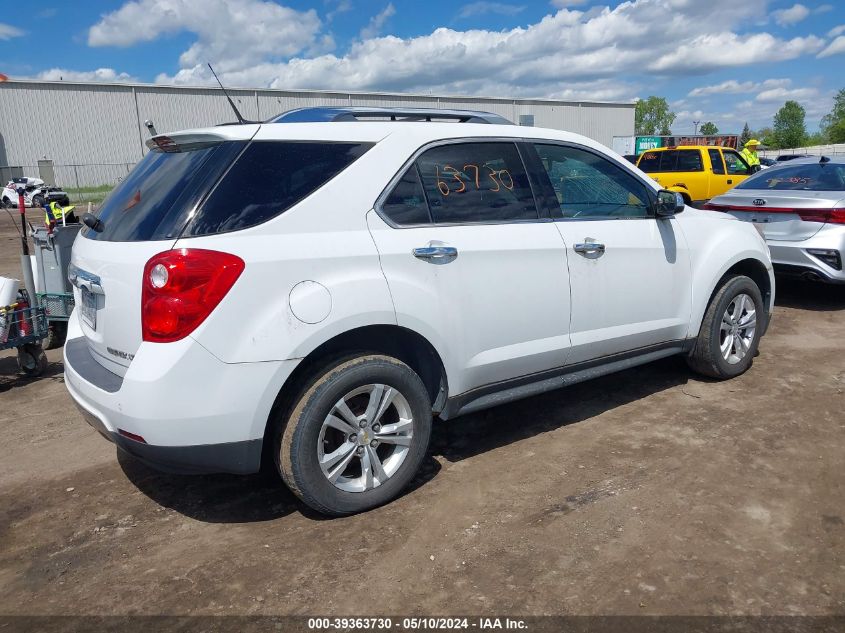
[82,213,104,233]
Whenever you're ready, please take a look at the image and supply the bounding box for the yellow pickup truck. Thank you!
[636,145,753,207]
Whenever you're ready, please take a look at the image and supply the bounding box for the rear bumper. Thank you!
[72,398,262,474]
[768,225,845,284]
[63,312,299,475]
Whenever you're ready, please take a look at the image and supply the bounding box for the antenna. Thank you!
[207,63,249,125]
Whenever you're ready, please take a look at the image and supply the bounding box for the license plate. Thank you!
[80,287,97,330]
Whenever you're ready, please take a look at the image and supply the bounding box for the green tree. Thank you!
[635,96,676,135]
[754,126,775,147]
[699,121,718,135]
[828,119,845,143]
[740,122,752,145]
[820,88,845,141]
[772,101,807,149]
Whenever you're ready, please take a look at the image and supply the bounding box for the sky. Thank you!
[1,0,844,134]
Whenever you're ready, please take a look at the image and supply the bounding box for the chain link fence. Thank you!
[759,143,845,159]
[1,162,134,205]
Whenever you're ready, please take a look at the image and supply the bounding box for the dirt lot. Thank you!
[0,207,843,618]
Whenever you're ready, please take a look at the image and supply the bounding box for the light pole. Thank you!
[693,120,700,135]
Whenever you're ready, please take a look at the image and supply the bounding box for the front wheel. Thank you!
[687,275,764,379]
[275,354,433,516]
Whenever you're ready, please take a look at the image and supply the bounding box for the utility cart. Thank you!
[0,291,48,377]
[31,224,81,349]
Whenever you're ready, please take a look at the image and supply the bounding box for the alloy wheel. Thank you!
[719,293,757,365]
[317,384,414,493]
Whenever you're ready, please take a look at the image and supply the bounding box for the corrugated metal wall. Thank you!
[0,80,634,186]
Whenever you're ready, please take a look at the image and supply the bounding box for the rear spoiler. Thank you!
[145,133,231,153]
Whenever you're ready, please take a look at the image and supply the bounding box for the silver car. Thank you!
[705,156,845,284]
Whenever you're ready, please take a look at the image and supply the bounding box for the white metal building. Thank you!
[0,79,634,187]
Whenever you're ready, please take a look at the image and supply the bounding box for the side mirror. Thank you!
[655,189,685,217]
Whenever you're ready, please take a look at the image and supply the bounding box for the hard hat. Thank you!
[745,139,760,147]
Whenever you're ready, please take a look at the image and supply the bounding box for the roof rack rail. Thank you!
[267,106,513,125]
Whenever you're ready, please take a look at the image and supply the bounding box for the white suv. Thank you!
[64,107,774,515]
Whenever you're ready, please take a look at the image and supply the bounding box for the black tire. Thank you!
[32,194,44,208]
[44,322,67,350]
[275,354,432,516]
[18,344,48,377]
[687,275,764,379]
[1,196,12,208]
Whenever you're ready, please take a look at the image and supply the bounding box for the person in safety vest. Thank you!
[739,139,762,170]
[44,199,78,227]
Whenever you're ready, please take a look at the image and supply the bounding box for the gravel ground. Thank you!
[0,207,843,618]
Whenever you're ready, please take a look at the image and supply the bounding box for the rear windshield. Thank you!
[736,162,845,191]
[85,140,372,242]
[638,149,702,173]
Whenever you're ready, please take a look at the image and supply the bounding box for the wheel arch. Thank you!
[667,185,692,205]
[261,324,448,463]
[693,256,773,339]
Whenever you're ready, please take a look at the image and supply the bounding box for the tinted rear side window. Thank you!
[84,141,244,242]
[737,163,845,191]
[184,141,372,236]
[381,166,431,225]
[676,150,703,171]
[639,150,679,172]
[415,142,537,223]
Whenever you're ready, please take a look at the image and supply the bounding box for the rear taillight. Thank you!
[142,249,244,343]
[703,203,845,224]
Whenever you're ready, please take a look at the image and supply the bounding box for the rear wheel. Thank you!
[32,194,44,208]
[275,354,432,516]
[687,275,764,379]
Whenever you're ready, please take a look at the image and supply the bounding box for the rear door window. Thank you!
[708,149,725,174]
[414,142,538,223]
[381,166,431,225]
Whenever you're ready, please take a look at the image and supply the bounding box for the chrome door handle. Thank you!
[413,245,458,264]
[573,241,606,258]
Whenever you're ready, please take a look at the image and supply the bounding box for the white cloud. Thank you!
[772,3,810,26]
[689,80,757,97]
[818,35,845,58]
[0,22,25,39]
[35,68,139,83]
[650,33,823,73]
[51,0,822,111]
[755,86,818,102]
[458,2,526,19]
[550,0,588,6]
[88,0,322,74]
[689,78,791,97]
[326,0,352,22]
[828,25,845,37]
[814,4,833,14]
[360,3,395,40]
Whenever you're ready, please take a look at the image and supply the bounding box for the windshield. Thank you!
[736,162,845,191]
